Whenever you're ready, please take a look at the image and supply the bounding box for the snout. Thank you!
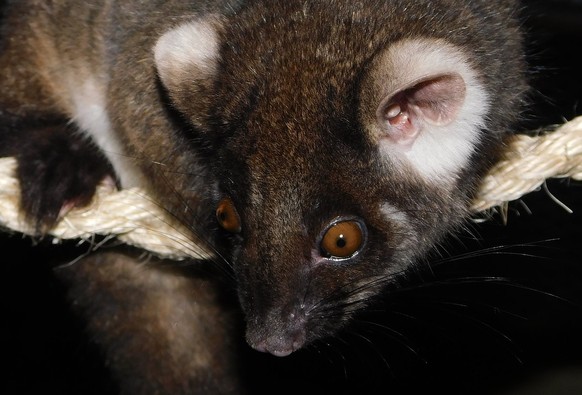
[245,306,308,357]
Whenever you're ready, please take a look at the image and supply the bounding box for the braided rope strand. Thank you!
[0,159,213,260]
[471,116,582,211]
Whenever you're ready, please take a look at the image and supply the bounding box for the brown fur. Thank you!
[56,250,243,394]
[0,0,527,392]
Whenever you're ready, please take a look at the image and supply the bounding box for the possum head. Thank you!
[154,5,508,357]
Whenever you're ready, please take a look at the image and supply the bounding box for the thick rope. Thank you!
[1,116,581,260]
[471,116,582,211]
[0,160,213,260]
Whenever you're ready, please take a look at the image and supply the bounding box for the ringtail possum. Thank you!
[0,0,527,393]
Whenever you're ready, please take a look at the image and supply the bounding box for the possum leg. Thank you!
[0,5,114,233]
[56,250,244,395]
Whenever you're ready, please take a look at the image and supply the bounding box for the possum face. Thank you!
[154,2,520,356]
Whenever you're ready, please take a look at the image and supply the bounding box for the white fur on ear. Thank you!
[364,39,490,183]
[154,18,221,95]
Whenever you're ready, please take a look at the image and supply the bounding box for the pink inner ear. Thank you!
[377,73,466,147]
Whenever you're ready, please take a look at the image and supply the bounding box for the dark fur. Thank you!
[0,1,527,393]
[57,250,243,394]
[0,116,113,232]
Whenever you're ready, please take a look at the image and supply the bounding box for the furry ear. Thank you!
[377,73,466,148]
[154,17,223,127]
[362,39,490,182]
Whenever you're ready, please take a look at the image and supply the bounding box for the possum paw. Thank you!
[10,120,115,234]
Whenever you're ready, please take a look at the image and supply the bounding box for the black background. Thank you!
[1,1,582,394]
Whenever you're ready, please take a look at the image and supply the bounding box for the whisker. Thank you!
[53,234,120,269]
[310,275,389,316]
[429,239,559,266]
[355,319,425,363]
[309,267,413,322]
[125,160,238,280]
[380,307,471,352]
[419,300,524,365]
[311,338,350,381]
[407,276,580,309]
[447,296,529,321]
[343,329,394,376]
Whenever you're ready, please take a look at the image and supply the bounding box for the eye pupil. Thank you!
[336,236,347,249]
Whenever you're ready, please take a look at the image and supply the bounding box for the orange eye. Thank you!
[320,220,365,260]
[216,197,241,233]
